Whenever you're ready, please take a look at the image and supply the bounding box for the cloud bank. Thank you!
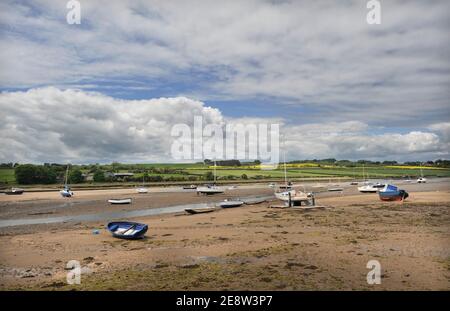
[1,88,448,163]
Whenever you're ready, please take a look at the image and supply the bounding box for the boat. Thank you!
[219,199,244,208]
[378,184,409,201]
[274,151,310,206]
[350,181,359,185]
[185,207,216,214]
[327,178,343,192]
[60,165,74,197]
[358,182,378,193]
[328,187,344,192]
[108,198,132,204]
[4,187,24,195]
[417,164,427,183]
[197,161,224,195]
[227,185,238,190]
[357,165,378,193]
[373,182,385,189]
[136,175,148,193]
[183,184,197,189]
[107,221,148,239]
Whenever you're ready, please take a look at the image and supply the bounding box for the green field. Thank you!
[2,164,450,186]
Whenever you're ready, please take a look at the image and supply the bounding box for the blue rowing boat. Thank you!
[107,221,148,239]
[378,184,409,201]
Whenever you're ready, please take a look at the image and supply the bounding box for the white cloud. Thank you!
[0,88,448,163]
[0,0,448,125]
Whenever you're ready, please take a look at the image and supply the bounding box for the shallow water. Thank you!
[0,195,274,228]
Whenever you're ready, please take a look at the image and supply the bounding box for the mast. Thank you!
[283,151,287,187]
[64,165,69,188]
[214,161,216,184]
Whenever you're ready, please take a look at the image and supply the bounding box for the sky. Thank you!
[0,0,449,163]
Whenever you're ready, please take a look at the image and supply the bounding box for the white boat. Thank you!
[219,199,244,208]
[136,174,148,193]
[358,182,378,193]
[108,198,132,204]
[197,161,224,195]
[417,177,427,183]
[197,185,224,195]
[4,187,24,195]
[417,165,426,183]
[60,165,73,197]
[275,151,309,205]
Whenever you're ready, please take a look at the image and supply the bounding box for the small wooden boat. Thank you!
[108,198,132,204]
[185,207,216,214]
[378,184,409,201]
[4,187,24,195]
[136,187,148,193]
[107,221,148,239]
[219,199,244,208]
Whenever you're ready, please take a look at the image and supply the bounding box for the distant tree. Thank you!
[69,169,84,184]
[93,170,106,182]
[15,164,57,184]
[204,171,214,181]
[241,173,248,180]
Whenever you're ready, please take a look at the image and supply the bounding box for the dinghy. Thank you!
[4,187,24,195]
[108,198,132,204]
[185,207,216,214]
[107,221,148,239]
[378,184,409,201]
[219,199,244,208]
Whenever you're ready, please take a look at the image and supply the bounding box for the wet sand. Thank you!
[0,181,449,290]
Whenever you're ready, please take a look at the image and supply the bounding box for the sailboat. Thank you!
[358,164,378,193]
[275,152,310,205]
[60,165,74,197]
[136,173,149,193]
[197,161,224,195]
[328,177,343,192]
[417,164,427,183]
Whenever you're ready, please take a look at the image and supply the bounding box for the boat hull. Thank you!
[378,184,408,201]
[107,221,148,239]
[5,190,24,195]
[219,201,244,208]
[185,207,216,214]
[108,198,132,204]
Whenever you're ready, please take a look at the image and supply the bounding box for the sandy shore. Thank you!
[0,182,449,290]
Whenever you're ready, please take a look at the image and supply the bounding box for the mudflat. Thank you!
[0,184,449,290]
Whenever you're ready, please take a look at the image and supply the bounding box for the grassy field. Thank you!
[1,164,450,186]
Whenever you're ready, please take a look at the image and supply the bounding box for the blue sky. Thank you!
[0,0,449,163]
